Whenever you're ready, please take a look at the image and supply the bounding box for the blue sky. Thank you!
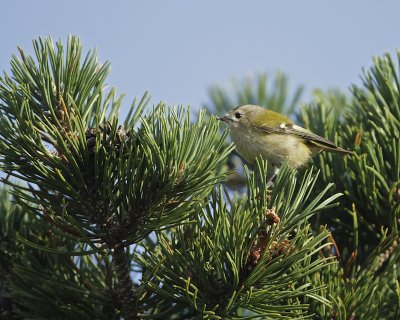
[1,1,399,116]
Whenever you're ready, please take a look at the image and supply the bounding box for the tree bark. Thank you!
[112,244,138,320]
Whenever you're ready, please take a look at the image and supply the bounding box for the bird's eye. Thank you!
[235,112,242,119]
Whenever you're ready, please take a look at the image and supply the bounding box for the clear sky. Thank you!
[1,1,399,115]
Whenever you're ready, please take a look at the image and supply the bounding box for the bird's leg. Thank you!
[266,167,280,189]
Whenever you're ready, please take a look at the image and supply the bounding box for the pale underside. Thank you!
[230,126,319,168]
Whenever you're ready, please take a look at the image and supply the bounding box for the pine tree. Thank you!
[0,36,398,319]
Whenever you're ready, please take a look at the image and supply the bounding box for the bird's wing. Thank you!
[256,122,339,149]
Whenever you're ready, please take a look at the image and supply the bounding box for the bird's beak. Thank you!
[216,114,229,122]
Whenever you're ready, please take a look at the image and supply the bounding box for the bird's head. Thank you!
[217,104,271,128]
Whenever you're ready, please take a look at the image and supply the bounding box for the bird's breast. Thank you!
[230,127,311,168]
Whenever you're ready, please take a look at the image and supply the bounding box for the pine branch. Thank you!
[0,36,233,319]
[299,52,400,319]
[300,52,400,264]
[137,161,339,318]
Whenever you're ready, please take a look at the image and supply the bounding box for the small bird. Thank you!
[217,105,353,181]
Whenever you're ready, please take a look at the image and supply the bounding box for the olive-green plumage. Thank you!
[218,104,353,168]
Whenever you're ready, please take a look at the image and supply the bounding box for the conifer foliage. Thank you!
[0,36,398,319]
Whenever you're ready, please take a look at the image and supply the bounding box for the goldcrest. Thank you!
[217,104,353,168]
